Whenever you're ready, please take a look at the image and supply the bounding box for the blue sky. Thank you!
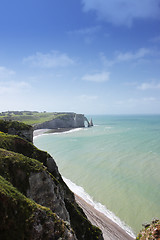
[0,0,160,114]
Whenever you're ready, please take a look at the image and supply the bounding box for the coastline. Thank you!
[75,194,135,240]
[33,128,79,138]
[33,128,136,240]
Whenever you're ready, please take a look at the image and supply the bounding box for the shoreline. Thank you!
[33,128,136,240]
[33,128,75,137]
[75,194,135,240]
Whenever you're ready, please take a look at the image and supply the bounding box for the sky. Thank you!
[0,0,160,114]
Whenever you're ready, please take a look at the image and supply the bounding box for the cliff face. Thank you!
[0,148,70,222]
[0,119,33,143]
[34,113,89,130]
[0,120,103,240]
[0,175,76,240]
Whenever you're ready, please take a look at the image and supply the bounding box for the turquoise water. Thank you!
[34,115,160,236]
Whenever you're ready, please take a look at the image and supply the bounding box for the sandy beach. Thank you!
[33,129,50,137]
[75,194,135,240]
[33,128,75,137]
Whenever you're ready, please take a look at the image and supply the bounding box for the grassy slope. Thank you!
[0,111,67,125]
[0,175,72,240]
[0,119,31,131]
[0,131,103,240]
[0,147,45,195]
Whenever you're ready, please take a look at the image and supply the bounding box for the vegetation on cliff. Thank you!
[0,132,50,165]
[0,175,76,240]
[0,111,89,129]
[136,220,160,240]
[0,148,46,195]
[0,111,68,125]
[0,119,31,131]
[0,119,33,143]
[0,120,103,239]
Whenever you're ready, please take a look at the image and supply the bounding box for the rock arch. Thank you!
[84,117,93,127]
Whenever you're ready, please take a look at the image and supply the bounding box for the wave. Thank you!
[63,176,136,238]
[33,129,50,139]
[33,127,84,139]
[51,128,84,135]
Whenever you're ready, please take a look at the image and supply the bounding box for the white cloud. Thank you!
[82,71,110,82]
[100,48,153,67]
[115,48,151,62]
[100,52,114,67]
[78,95,98,101]
[137,82,160,90]
[68,26,101,35]
[116,97,156,106]
[124,81,138,86]
[82,0,160,27]
[68,26,101,44]
[115,100,125,105]
[0,66,15,80]
[23,51,75,68]
[150,35,160,43]
[0,81,30,95]
[143,97,156,102]
[128,97,156,103]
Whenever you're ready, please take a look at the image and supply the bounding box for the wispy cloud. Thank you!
[78,95,98,101]
[115,48,151,62]
[23,51,75,68]
[150,35,160,43]
[68,26,101,35]
[124,81,138,86]
[116,97,156,105]
[137,82,160,90]
[0,81,30,95]
[143,97,156,102]
[128,97,156,103]
[82,71,110,82]
[0,66,15,80]
[100,53,114,67]
[82,0,160,27]
[100,48,153,66]
[67,26,101,44]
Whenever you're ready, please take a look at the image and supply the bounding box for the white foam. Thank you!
[105,126,113,129]
[51,128,83,135]
[33,128,84,140]
[33,129,50,139]
[63,177,136,238]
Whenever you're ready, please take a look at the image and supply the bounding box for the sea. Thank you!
[34,115,160,238]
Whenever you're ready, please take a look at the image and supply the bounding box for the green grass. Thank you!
[0,132,60,186]
[0,148,45,195]
[0,119,31,132]
[0,111,68,125]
